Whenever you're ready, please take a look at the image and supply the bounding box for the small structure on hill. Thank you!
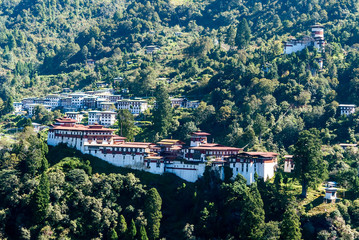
[283,25,326,54]
[284,155,294,173]
[324,187,337,203]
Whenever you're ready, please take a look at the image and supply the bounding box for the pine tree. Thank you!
[117,109,136,141]
[31,172,50,223]
[144,188,162,239]
[109,228,118,240]
[118,214,127,237]
[293,129,327,197]
[235,18,251,49]
[152,85,173,139]
[239,183,265,239]
[280,206,301,240]
[127,219,137,239]
[139,225,149,240]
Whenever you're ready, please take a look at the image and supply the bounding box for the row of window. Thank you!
[233,163,258,173]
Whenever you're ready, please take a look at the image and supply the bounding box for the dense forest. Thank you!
[1,0,359,239]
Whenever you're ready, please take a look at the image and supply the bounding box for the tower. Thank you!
[190,131,210,147]
[311,24,325,51]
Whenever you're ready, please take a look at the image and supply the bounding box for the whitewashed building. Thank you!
[88,111,117,126]
[27,104,52,116]
[65,112,84,123]
[117,99,148,114]
[283,25,326,54]
[339,104,356,116]
[45,94,61,109]
[228,152,278,185]
[284,155,294,173]
[48,118,279,184]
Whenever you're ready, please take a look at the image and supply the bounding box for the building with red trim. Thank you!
[48,118,278,183]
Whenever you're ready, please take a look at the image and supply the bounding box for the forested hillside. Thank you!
[0,0,359,147]
[1,0,359,239]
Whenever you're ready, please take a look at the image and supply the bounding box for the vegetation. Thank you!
[0,0,359,239]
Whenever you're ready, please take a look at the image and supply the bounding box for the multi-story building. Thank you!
[100,102,116,111]
[22,97,36,110]
[13,102,23,112]
[117,99,148,114]
[88,111,117,126]
[83,96,98,109]
[27,104,52,116]
[69,93,88,109]
[228,152,278,184]
[283,25,326,54]
[65,112,84,123]
[108,95,122,102]
[339,104,356,116]
[60,97,72,108]
[170,97,186,108]
[48,119,279,183]
[45,94,61,109]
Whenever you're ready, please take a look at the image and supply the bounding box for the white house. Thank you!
[339,104,356,116]
[284,155,294,173]
[27,104,52,116]
[117,99,148,114]
[13,102,23,112]
[88,111,117,126]
[65,112,84,123]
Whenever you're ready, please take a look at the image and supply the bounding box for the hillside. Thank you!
[1,0,359,239]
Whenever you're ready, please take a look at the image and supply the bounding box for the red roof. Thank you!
[190,143,242,151]
[240,152,279,158]
[55,117,77,123]
[191,131,211,136]
[51,124,115,132]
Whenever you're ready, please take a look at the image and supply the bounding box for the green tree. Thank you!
[152,85,173,139]
[117,109,136,141]
[293,129,327,197]
[118,214,127,237]
[139,225,149,240]
[239,183,265,239]
[235,18,251,49]
[128,219,137,239]
[144,188,162,239]
[31,172,50,223]
[280,205,301,240]
[109,228,118,240]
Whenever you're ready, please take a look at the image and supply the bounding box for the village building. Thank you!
[145,45,160,54]
[83,96,98,109]
[27,104,52,116]
[65,112,84,123]
[99,102,116,111]
[21,97,36,109]
[324,187,338,203]
[283,25,326,54]
[339,143,358,150]
[88,111,117,126]
[13,102,23,112]
[228,152,279,184]
[117,99,149,114]
[69,93,88,109]
[284,155,294,173]
[45,94,61,108]
[48,118,279,183]
[339,104,356,116]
